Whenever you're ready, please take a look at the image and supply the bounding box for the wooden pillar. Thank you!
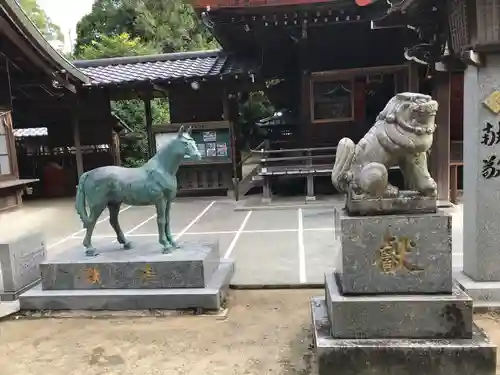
[430,71,451,202]
[300,71,311,148]
[298,20,311,148]
[408,62,420,92]
[143,96,155,158]
[72,109,84,179]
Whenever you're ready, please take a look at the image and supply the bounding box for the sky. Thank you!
[37,0,94,52]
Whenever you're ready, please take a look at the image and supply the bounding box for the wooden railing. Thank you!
[256,146,337,202]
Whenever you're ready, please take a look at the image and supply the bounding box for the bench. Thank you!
[257,147,337,203]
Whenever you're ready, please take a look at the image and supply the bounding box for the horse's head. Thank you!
[173,125,202,160]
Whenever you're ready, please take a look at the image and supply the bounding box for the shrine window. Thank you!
[311,79,354,123]
[0,113,13,178]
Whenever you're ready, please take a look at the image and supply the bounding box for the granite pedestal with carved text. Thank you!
[335,208,452,295]
[0,232,46,301]
[312,203,496,375]
[19,239,234,311]
[456,54,500,309]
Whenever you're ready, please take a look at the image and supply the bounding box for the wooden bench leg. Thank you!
[306,174,316,201]
[262,177,272,204]
[450,165,458,204]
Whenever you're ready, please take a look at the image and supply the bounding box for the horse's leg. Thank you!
[82,203,106,256]
[108,202,131,249]
[165,195,178,249]
[155,198,171,253]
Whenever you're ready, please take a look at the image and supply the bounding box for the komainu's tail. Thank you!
[75,172,90,228]
[331,137,356,193]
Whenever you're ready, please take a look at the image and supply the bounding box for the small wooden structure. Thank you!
[74,50,259,196]
[0,0,132,208]
[0,0,88,210]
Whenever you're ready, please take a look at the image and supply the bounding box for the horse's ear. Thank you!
[177,125,185,138]
[187,126,192,135]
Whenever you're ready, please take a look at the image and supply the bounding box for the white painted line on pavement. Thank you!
[124,213,157,236]
[245,228,296,233]
[72,227,337,239]
[174,200,216,240]
[304,227,334,232]
[48,205,132,249]
[224,211,252,259]
[298,208,307,283]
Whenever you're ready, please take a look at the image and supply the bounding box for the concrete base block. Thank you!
[1,279,40,302]
[454,271,500,310]
[41,240,220,290]
[311,297,497,375]
[326,272,473,339]
[337,209,452,294]
[0,232,46,300]
[19,260,234,311]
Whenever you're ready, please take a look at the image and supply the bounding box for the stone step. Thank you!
[325,272,473,339]
[40,240,220,290]
[311,296,496,375]
[20,260,234,311]
[335,208,452,294]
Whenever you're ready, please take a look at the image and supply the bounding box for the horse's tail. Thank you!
[331,137,356,193]
[75,172,91,228]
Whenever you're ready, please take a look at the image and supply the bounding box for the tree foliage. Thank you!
[18,0,64,45]
[76,33,158,60]
[74,0,218,55]
[112,99,170,167]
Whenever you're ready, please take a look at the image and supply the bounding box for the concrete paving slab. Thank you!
[130,200,215,235]
[47,238,86,259]
[187,201,248,233]
[302,208,335,230]
[175,233,235,258]
[92,206,154,236]
[244,210,298,231]
[303,230,339,284]
[230,232,300,286]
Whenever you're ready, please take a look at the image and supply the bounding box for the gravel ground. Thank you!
[0,290,499,375]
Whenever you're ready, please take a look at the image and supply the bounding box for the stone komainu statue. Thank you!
[331,92,439,198]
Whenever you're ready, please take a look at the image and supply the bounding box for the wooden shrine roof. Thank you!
[73,50,258,88]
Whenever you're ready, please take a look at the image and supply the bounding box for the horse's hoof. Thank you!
[162,247,173,254]
[85,248,98,257]
[123,242,132,250]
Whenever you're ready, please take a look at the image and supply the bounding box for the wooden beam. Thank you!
[408,62,419,92]
[311,64,409,81]
[72,107,84,179]
[430,71,451,202]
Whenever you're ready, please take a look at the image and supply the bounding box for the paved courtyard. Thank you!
[41,197,464,287]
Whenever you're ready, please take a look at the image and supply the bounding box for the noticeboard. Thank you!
[155,128,232,164]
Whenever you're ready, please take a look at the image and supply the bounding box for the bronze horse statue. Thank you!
[75,125,201,256]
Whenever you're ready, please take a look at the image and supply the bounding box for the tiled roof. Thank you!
[73,50,255,87]
[13,127,48,137]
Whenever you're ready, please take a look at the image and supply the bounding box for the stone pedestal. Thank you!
[335,209,452,294]
[312,206,496,375]
[19,240,234,311]
[0,232,46,301]
[456,55,500,308]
